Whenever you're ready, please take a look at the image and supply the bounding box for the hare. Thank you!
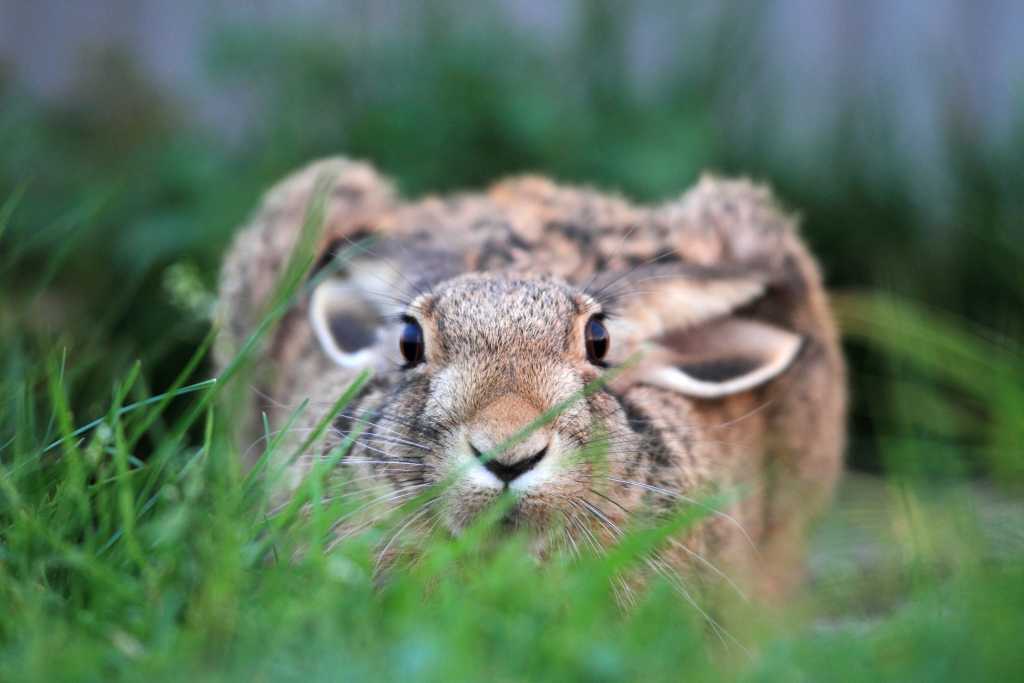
[216,157,845,600]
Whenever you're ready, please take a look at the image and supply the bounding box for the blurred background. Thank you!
[2,0,1022,479]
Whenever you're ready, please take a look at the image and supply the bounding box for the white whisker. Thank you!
[709,399,776,431]
[321,458,427,468]
[373,500,439,575]
[605,477,758,554]
[328,427,432,452]
[667,538,749,603]
[643,555,748,655]
[327,484,433,534]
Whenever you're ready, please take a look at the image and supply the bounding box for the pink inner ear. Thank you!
[638,317,804,399]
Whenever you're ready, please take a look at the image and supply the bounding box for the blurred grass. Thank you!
[1,3,1023,679]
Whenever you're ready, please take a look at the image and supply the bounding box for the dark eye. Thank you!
[399,318,425,366]
[584,315,609,364]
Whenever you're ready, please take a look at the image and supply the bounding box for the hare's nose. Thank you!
[470,443,548,485]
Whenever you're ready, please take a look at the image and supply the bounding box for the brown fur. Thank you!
[215,157,845,601]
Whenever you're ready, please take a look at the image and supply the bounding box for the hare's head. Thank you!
[309,246,804,543]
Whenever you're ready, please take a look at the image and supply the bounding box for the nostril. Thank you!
[480,444,548,484]
[522,445,547,470]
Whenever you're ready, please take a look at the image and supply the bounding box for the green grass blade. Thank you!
[37,378,218,457]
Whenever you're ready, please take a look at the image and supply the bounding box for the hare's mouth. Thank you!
[493,493,563,536]
[498,502,536,531]
[441,485,556,538]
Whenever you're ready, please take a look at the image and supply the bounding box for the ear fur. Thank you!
[308,256,407,368]
[309,279,382,368]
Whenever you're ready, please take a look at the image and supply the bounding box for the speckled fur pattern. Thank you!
[216,157,846,601]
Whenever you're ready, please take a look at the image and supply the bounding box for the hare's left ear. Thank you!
[605,273,802,399]
[310,276,384,368]
[308,252,406,368]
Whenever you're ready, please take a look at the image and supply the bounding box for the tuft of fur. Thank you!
[216,157,845,601]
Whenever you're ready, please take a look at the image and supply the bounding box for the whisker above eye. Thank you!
[585,248,681,307]
[579,222,644,296]
[328,234,431,301]
[348,287,415,310]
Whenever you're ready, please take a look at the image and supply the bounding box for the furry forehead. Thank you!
[413,274,597,355]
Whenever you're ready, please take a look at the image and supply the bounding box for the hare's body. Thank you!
[218,158,845,599]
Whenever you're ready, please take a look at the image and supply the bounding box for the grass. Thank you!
[2,190,1023,682]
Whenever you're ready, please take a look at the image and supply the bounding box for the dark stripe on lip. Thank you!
[333,406,381,446]
[377,374,432,488]
[331,373,391,437]
[607,389,674,470]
